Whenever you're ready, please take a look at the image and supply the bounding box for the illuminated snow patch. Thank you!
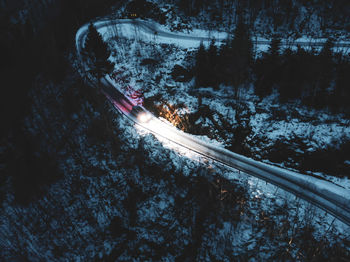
[134,120,206,163]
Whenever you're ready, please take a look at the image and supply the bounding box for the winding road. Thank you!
[76,19,350,227]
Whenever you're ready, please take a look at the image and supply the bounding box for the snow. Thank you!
[251,113,350,149]
[93,18,350,198]
[98,20,222,49]
[41,15,349,261]
[3,4,350,259]
[97,19,350,57]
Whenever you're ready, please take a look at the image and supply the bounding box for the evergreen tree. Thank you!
[313,38,334,107]
[229,20,253,92]
[208,39,217,67]
[218,36,233,85]
[207,38,219,89]
[254,35,281,98]
[334,54,350,110]
[83,23,114,79]
[195,41,208,88]
[279,48,303,101]
[268,36,281,58]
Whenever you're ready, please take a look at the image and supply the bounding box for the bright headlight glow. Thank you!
[134,118,203,162]
[137,112,152,123]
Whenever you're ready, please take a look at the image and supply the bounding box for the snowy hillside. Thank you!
[1,0,350,261]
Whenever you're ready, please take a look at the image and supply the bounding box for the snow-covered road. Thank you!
[76,19,350,227]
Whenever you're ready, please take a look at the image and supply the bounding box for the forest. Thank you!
[195,26,350,111]
[1,0,350,260]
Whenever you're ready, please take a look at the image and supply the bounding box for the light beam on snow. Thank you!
[134,118,203,161]
[137,112,152,123]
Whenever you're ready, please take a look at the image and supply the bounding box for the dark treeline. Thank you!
[195,21,252,93]
[125,0,166,23]
[0,0,122,204]
[195,31,350,111]
[181,0,350,110]
[1,0,123,136]
[82,23,114,79]
[255,38,350,110]
[176,0,350,34]
[0,0,124,138]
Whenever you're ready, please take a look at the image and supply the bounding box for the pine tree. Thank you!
[230,20,253,91]
[208,39,217,67]
[268,36,281,58]
[334,55,350,110]
[254,35,282,98]
[83,23,114,79]
[207,38,219,89]
[195,41,208,88]
[218,36,233,85]
[279,48,303,101]
[314,38,334,107]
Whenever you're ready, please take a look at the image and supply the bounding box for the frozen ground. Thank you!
[1,79,348,261]
[103,20,350,189]
[92,15,350,232]
[1,21,350,262]
[2,2,350,260]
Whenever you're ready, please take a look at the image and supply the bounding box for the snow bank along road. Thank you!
[76,19,350,227]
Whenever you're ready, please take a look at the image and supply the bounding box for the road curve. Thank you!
[76,19,350,227]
